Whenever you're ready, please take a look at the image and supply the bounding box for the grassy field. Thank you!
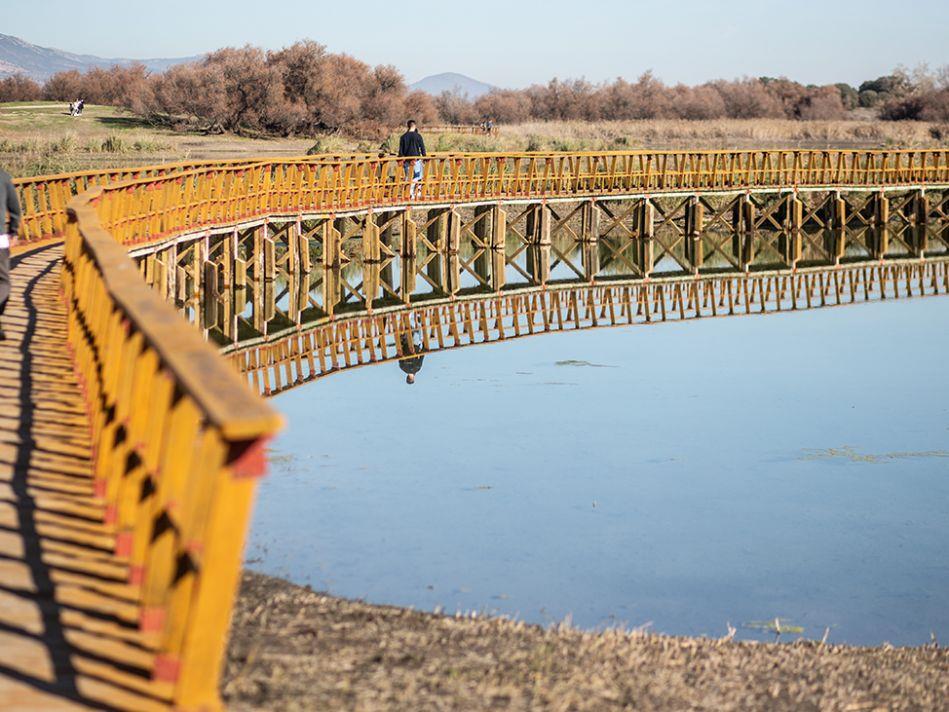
[0,102,321,177]
[3,102,948,178]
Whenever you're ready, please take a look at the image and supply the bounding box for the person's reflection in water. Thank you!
[398,330,424,385]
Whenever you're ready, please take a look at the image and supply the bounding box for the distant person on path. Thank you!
[398,120,426,199]
[0,167,22,341]
[77,98,85,116]
[398,327,424,385]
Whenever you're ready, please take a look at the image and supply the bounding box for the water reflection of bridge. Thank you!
[154,218,949,396]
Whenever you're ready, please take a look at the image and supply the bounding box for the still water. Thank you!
[245,295,949,646]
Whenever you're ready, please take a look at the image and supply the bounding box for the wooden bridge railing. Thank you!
[82,149,949,248]
[63,189,283,710]
[12,154,374,248]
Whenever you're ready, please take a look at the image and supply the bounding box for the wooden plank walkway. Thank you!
[0,247,171,711]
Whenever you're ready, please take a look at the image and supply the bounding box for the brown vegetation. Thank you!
[224,571,949,712]
[2,42,948,140]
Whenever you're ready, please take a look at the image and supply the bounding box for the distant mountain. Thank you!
[409,72,496,99]
[0,33,200,82]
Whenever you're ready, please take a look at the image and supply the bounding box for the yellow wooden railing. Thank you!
[78,150,949,247]
[20,148,949,709]
[62,189,283,709]
[12,154,373,249]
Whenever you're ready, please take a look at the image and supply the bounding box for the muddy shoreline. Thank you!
[223,571,948,711]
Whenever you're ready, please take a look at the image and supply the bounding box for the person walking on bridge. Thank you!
[0,167,22,341]
[398,120,426,200]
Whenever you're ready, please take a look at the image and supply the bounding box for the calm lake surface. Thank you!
[245,295,949,645]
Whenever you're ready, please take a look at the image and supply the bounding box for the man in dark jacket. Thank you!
[0,168,21,341]
[398,120,426,199]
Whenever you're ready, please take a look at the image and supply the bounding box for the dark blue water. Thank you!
[246,296,949,645]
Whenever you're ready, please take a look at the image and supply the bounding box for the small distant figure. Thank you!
[479,119,487,133]
[486,118,494,134]
[398,330,424,385]
[77,98,85,116]
[0,166,22,341]
[398,120,426,199]
[68,101,77,116]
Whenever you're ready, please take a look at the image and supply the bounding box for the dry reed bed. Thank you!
[223,572,949,712]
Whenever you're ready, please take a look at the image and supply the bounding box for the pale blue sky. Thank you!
[5,0,947,87]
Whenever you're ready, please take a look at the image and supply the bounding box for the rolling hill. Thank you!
[0,33,199,81]
[409,72,496,98]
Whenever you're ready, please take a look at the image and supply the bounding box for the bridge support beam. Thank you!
[786,194,804,232]
[684,196,704,274]
[401,211,417,257]
[362,210,382,263]
[580,200,600,243]
[526,203,551,245]
[914,189,929,226]
[323,219,342,268]
[638,198,655,239]
[490,205,507,250]
[874,192,890,226]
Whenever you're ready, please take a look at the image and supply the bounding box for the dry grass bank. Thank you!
[224,572,949,712]
[5,102,948,178]
[410,118,949,153]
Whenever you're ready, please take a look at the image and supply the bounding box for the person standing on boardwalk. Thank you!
[0,168,22,341]
[398,120,426,199]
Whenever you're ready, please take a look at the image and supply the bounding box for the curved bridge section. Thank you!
[3,150,948,711]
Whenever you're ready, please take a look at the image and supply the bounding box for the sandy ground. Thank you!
[223,572,949,712]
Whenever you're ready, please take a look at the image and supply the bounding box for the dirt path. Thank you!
[223,572,949,711]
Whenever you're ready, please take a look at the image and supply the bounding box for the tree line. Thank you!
[1,41,947,136]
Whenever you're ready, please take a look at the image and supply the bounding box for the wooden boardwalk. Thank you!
[0,248,171,711]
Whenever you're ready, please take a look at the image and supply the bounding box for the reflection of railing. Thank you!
[224,257,949,397]
[63,191,282,709]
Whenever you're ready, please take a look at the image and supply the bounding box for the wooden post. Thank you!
[914,189,929,225]
[490,205,507,250]
[787,194,804,232]
[639,198,655,239]
[473,205,492,245]
[832,192,847,231]
[263,232,276,281]
[297,220,311,273]
[363,210,382,263]
[447,208,462,254]
[580,200,600,243]
[526,202,551,245]
[202,261,219,329]
[167,243,178,301]
[323,219,341,268]
[427,208,449,251]
[252,227,263,283]
[684,196,704,274]
[323,267,339,317]
[401,211,417,257]
[874,192,890,226]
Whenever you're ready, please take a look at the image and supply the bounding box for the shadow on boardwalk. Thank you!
[0,247,171,711]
